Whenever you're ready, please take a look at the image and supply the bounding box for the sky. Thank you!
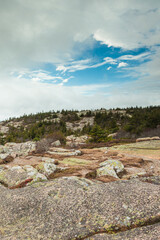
[0,0,160,120]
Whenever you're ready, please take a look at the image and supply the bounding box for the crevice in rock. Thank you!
[0,178,33,189]
[78,215,160,240]
[10,178,33,189]
[0,180,8,188]
[140,180,160,185]
[138,176,160,185]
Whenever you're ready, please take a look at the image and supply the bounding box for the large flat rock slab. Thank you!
[47,147,82,156]
[0,177,159,239]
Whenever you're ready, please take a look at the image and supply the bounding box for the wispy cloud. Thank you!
[56,56,119,73]
[118,52,150,61]
[12,70,72,85]
[56,59,91,73]
[117,62,128,68]
[56,52,150,73]
[107,66,112,70]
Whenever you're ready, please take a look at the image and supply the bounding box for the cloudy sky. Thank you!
[0,0,160,120]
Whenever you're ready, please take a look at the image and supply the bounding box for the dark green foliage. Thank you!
[89,125,110,143]
[94,111,120,133]
[1,106,160,144]
[81,124,92,135]
[123,106,160,134]
[85,110,94,117]
[61,111,80,122]
[4,119,67,143]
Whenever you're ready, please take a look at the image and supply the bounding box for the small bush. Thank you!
[36,131,66,153]
[45,131,66,145]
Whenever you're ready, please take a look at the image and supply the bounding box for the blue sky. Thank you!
[0,0,160,120]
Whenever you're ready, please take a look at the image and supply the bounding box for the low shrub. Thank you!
[36,131,66,153]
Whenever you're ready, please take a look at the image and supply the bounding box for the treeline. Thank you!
[124,106,160,134]
[1,121,67,144]
[0,106,160,144]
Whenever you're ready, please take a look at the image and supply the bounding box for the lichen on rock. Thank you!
[97,160,124,178]
[36,162,57,177]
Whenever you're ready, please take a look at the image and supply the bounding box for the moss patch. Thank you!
[62,158,92,166]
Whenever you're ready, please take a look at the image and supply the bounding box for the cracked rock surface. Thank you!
[85,223,160,240]
[0,176,159,239]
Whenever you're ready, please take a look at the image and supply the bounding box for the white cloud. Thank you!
[56,59,92,73]
[118,52,150,61]
[56,51,152,73]
[12,70,71,84]
[93,2,160,50]
[0,0,159,70]
[117,62,128,68]
[130,46,160,79]
[0,73,111,120]
[103,57,117,65]
[0,72,159,121]
[62,79,69,83]
[0,0,160,119]
[107,66,112,70]
[56,57,117,73]
[56,65,68,73]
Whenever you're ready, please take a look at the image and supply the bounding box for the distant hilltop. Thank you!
[0,106,160,145]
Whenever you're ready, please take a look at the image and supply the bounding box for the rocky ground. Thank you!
[0,139,160,239]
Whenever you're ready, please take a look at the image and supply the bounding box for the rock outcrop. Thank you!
[66,117,94,131]
[47,147,82,156]
[0,153,14,164]
[36,162,57,177]
[0,125,9,134]
[97,160,124,178]
[136,136,160,142]
[0,141,36,157]
[51,140,61,147]
[0,165,47,188]
[0,176,159,239]
[66,135,90,147]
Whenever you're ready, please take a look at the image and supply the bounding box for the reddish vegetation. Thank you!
[10,178,33,189]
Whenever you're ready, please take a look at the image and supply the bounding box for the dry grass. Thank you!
[79,139,136,149]
[110,140,160,160]
[49,167,82,179]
